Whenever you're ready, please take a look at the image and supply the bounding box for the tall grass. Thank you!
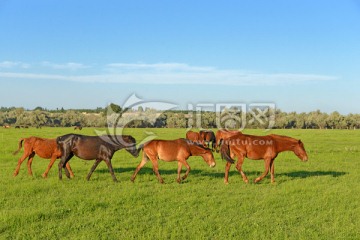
[1,128,359,239]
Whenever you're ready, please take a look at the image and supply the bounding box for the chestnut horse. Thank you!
[220,134,308,184]
[13,137,74,178]
[131,139,216,183]
[199,130,216,151]
[57,134,139,182]
[214,129,241,152]
[185,130,201,144]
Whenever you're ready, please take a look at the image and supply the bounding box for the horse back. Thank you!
[144,139,191,161]
[25,137,59,159]
[228,134,276,160]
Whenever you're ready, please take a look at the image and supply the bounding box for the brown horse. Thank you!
[131,138,216,183]
[199,130,216,150]
[57,134,139,181]
[185,130,201,144]
[3,125,10,129]
[74,126,82,130]
[220,134,308,184]
[214,129,242,152]
[13,137,74,178]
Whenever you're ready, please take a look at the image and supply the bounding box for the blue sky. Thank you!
[0,0,359,113]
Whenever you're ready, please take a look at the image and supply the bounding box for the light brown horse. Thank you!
[13,137,74,178]
[185,130,202,144]
[214,129,242,152]
[220,134,308,184]
[131,138,216,183]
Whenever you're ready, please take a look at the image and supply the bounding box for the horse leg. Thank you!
[181,160,191,181]
[176,162,182,183]
[13,151,30,176]
[235,155,248,183]
[103,159,118,182]
[42,155,57,178]
[130,152,149,182]
[224,161,232,184]
[65,162,75,178]
[270,159,275,183]
[254,158,271,183]
[86,159,102,181]
[26,153,35,176]
[63,153,74,179]
[58,152,73,180]
[150,158,164,184]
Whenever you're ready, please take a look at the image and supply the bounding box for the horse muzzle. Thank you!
[210,162,216,168]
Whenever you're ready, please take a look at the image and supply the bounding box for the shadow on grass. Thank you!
[279,170,347,179]
[96,167,348,181]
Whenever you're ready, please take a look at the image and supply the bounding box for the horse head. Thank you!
[203,150,216,168]
[122,135,140,157]
[293,140,308,161]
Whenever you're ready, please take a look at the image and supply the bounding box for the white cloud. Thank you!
[106,62,214,72]
[41,61,89,70]
[0,62,338,86]
[0,61,30,69]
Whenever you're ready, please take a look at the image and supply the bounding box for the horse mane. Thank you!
[269,134,300,147]
[182,138,211,151]
[269,134,297,141]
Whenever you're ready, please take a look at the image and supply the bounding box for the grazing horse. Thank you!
[131,139,216,183]
[74,126,82,130]
[57,134,139,182]
[185,130,201,144]
[215,129,242,152]
[13,137,74,178]
[220,134,308,184]
[199,130,216,151]
[3,125,10,129]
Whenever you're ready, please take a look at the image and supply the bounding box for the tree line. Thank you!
[1,105,359,130]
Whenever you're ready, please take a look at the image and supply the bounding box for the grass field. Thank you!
[1,127,359,239]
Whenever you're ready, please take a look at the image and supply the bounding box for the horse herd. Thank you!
[12,129,308,184]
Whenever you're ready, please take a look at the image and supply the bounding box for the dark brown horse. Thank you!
[185,130,201,144]
[131,139,216,183]
[199,130,216,150]
[221,134,308,184]
[214,129,242,152]
[74,126,82,130]
[57,134,139,182]
[13,137,74,178]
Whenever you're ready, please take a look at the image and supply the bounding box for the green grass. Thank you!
[1,127,359,239]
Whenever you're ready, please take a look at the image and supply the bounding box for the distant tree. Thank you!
[34,106,45,111]
[109,103,122,113]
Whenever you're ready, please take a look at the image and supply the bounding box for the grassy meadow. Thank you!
[1,127,359,239]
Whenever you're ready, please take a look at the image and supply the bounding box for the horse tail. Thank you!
[220,140,235,164]
[13,138,25,155]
